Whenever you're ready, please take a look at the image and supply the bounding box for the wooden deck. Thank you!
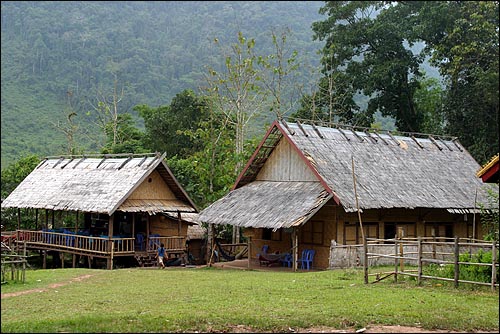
[5,230,186,266]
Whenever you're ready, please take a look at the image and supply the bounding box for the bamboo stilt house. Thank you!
[1,152,201,269]
[199,120,499,270]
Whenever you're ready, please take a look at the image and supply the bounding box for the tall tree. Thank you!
[312,1,499,163]
[312,1,424,131]
[203,32,267,173]
[257,27,300,119]
[136,89,208,159]
[407,1,499,163]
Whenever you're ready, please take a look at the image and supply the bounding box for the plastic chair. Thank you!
[281,253,293,268]
[256,245,269,258]
[136,233,145,251]
[300,249,315,270]
[257,245,269,266]
[296,249,309,269]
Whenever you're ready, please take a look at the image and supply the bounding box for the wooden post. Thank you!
[491,241,497,292]
[43,251,47,269]
[177,211,182,236]
[417,237,423,285]
[394,234,398,283]
[17,208,21,230]
[75,210,79,232]
[207,223,214,266]
[247,236,251,269]
[60,253,65,269]
[22,241,27,283]
[109,240,114,270]
[146,215,150,251]
[351,157,367,283]
[293,228,298,272]
[52,210,55,229]
[45,209,49,230]
[72,254,77,268]
[88,256,92,269]
[454,237,459,288]
[132,212,136,243]
[35,209,39,230]
[107,215,114,270]
[398,227,404,272]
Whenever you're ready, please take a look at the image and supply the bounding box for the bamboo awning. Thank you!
[199,181,332,230]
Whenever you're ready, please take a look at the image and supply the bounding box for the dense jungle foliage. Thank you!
[0,1,325,169]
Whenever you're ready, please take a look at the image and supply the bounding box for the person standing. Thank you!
[157,243,166,269]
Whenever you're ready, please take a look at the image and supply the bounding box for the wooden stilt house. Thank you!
[1,152,199,269]
[199,120,498,270]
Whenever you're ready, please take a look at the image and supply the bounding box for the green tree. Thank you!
[312,1,499,163]
[1,154,41,230]
[312,1,424,131]
[136,89,208,159]
[101,113,146,154]
[408,1,499,163]
[203,32,267,173]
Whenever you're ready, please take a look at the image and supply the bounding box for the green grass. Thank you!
[1,267,498,333]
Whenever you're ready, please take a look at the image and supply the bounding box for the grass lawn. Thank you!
[1,266,498,333]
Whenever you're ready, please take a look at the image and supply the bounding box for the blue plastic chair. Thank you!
[281,253,293,268]
[297,249,315,270]
[302,249,315,270]
[256,245,269,258]
[136,233,145,251]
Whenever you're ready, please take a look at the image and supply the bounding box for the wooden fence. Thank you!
[362,237,498,290]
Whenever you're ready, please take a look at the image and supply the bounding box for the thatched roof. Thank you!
[200,181,331,230]
[1,153,198,215]
[199,120,497,229]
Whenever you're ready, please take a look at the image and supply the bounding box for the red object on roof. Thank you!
[477,154,499,183]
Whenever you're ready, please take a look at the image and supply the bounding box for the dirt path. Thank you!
[1,274,94,299]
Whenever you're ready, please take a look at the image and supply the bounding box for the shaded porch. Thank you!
[8,229,186,269]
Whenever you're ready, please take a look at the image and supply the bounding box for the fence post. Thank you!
[247,237,251,269]
[363,238,368,284]
[394,235,398,283]
[492,240,497,292]
[454,237,459,288]
[417,237,422,286]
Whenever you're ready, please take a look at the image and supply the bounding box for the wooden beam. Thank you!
[311,123,324,139]
[296,121,308,137]
[337,127,350,141]
[52,157,65,168]
[60,158,74,169]
[410,135,424,149]
[428,135,442,151]
[374,130,389,145]
[118,156,133,170]
[438,137,453,151]
[281,120,295,135]
[137,156,148,167]
[72,156,86,169]
[386,131,400,146]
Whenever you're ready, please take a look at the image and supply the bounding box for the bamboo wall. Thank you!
[245,203,487,270]
[256,138,317,182]
[129,170,176,200]
[149,215,188,237]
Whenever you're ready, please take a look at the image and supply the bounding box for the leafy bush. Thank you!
[424,250,499,284]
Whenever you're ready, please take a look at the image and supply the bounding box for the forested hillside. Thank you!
[1,1,324,169]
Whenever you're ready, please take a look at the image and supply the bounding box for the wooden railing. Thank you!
[147,235,186,253]
[13,230,135,256]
